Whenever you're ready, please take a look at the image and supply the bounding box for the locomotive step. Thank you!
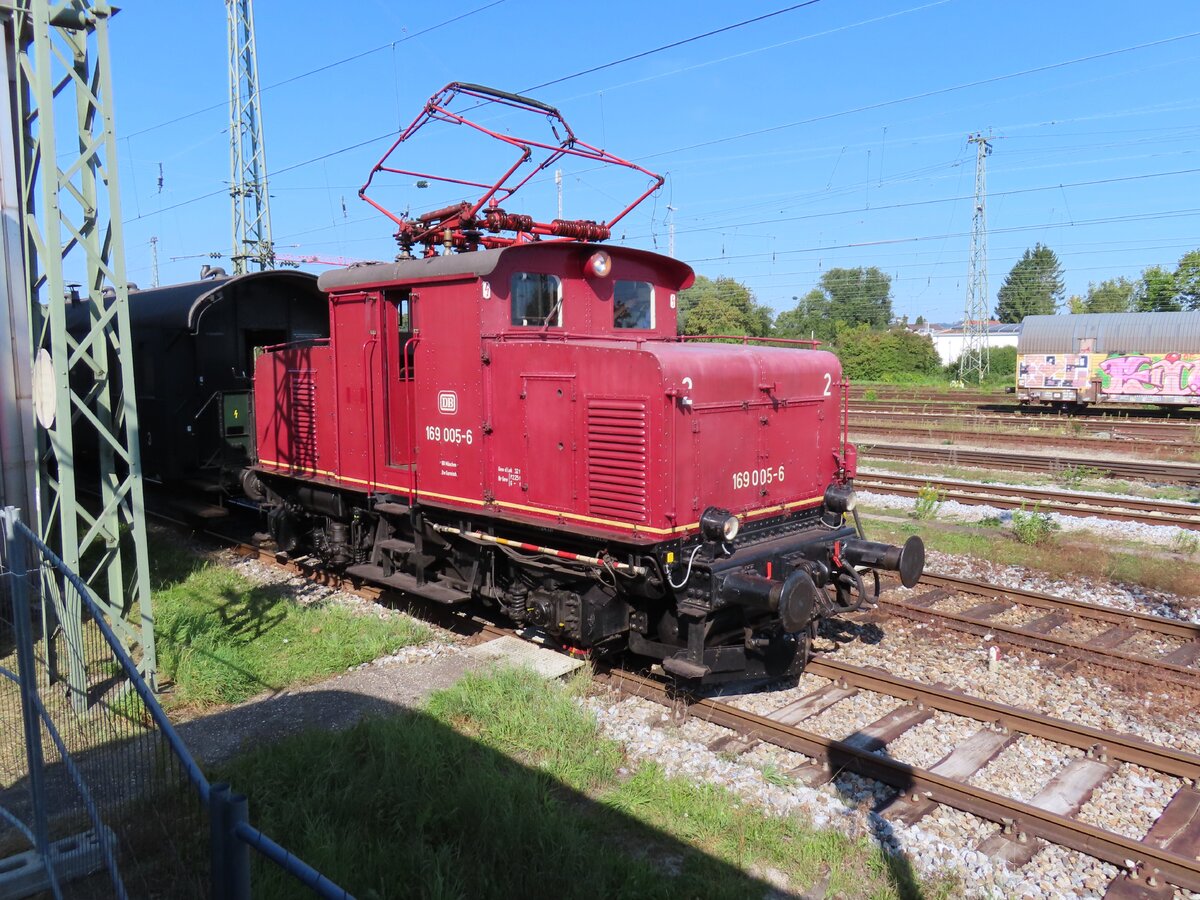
[344,563,470,605]
[377,538,416,554]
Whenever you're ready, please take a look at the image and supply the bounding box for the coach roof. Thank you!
[1018,311,1200,355]
[317,242,695,293]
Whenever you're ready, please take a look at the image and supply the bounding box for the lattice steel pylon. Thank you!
[9,0,156,698]
[959,133,992,383]
[227,0,273,273]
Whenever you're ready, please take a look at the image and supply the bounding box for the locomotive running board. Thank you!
[344,563,471,605]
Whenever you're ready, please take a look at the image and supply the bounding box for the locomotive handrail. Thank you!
[259,337,331,353]
[676,334,822,348]
[478,331,823,349]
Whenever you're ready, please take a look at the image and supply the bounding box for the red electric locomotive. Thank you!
[246,84,923,682]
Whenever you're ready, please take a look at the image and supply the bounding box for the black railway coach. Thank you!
[70,269,328,488]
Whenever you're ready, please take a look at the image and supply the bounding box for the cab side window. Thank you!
[511,273,562,327]
[392,292,414,379]
[613,280,653,330]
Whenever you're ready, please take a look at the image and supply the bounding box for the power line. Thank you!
[686,206,1200,264]
[634,30,1200,161]
[627,166,1200,242]
[124,2,508,139]
[521,1,824,93]
[127,24,1200,240]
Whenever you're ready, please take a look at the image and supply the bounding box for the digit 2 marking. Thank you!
[822,373,832,396]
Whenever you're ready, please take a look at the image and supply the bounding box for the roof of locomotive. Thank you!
[1018,311,1200,354]
[111,270,322,333]
[317,242,695,293]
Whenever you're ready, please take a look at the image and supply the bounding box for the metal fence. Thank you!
[0,507,351,899]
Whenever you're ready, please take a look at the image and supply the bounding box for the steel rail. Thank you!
[596,665,1200,891]
[852,398,1200,422]
[875,598,1200,689]
[851,423,1197,456]
[859,442,1200,483]
[850,409,1191,441]
[911,572,1200,638]
[803,657,1200,778]
[857,472,1200,530]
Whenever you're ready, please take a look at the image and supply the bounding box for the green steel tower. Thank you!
[11,0,156,699]
[227,0,274,273]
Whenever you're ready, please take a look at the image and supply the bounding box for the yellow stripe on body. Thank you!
[257,459,823,536]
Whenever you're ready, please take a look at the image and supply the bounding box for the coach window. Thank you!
[613,280,653,330]
[511,272,562,327]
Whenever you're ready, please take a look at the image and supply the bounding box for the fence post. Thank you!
[3,506,51,865]
[210,782,251,900]
[228,792,251,900]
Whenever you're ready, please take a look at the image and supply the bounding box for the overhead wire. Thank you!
[123,1,509,139]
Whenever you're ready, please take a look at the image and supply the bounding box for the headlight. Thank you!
[700,507,739,542]
[823,483,857,513]
[585,250,612,278]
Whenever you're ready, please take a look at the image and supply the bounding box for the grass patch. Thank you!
[155,562,431,707]
[220,668,955,899]
[864,511,1200,597]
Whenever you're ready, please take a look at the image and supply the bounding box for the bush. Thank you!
[834,325,942,381]
[1011,504,1060,545]
[911,483,943,520]
[945,345,1017,385]
[1057,465,1102,489]
[1170,530,1199,557]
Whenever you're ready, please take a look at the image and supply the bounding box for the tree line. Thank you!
[677,268,945,382]
[995,245,1200,320]
[675,245,1200,383]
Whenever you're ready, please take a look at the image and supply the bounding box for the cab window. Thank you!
[614,280,653,329]
[511,273,562,327]
[391,291,414,380]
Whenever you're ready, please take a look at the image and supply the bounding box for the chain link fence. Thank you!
[0,507,350,899]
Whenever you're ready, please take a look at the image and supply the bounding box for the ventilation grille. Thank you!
[586,399,647,523]
[287,369,318,468]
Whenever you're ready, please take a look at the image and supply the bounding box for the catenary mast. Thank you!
[959,133,992,382]
[227,0,274,273]
[9,0,157,696]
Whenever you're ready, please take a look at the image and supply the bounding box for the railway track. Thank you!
[599,661,1200,896]
[873,571,1200,690]
[856,472,1200,530]
[853,397,1200,422]
[850,409,1193,443]
[850,422,1196,459]
[858,442,1200,485]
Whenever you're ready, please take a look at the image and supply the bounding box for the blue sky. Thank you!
[111,1,1200,324]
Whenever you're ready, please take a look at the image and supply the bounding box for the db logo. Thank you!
[437,391,458,415]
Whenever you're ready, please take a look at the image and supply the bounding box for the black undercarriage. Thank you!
[248,470,922,684]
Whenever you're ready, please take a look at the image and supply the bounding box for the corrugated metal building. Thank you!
[1018,311,1200,354]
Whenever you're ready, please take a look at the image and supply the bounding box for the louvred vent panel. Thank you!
[287,369,318,469]
[586,399,647,523]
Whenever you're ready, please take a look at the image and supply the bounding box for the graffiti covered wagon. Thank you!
[1016,311,1200,409]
